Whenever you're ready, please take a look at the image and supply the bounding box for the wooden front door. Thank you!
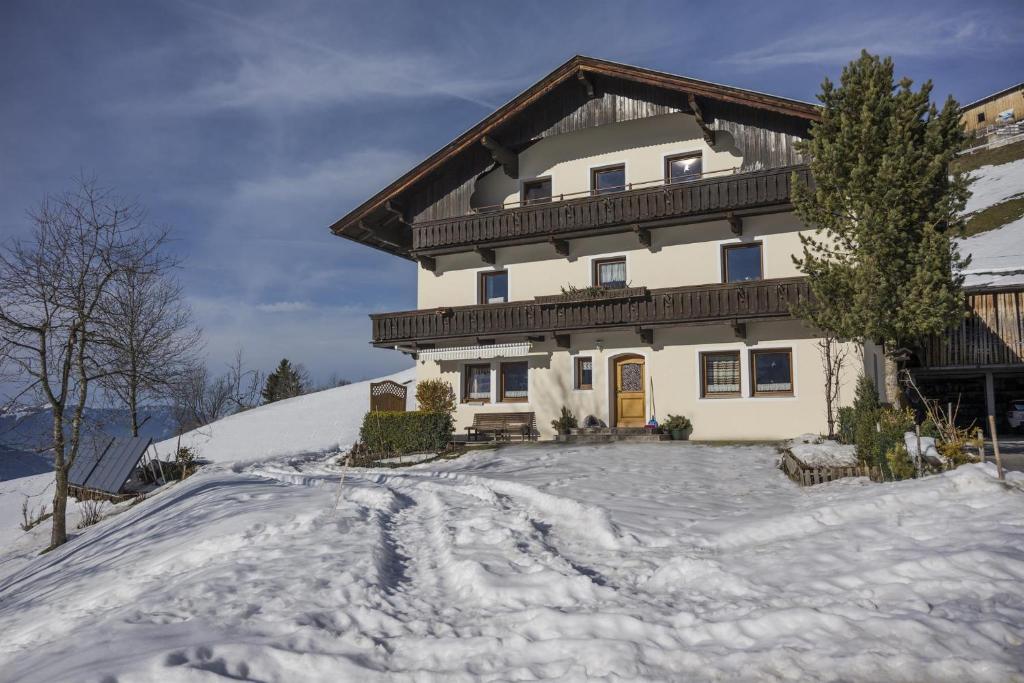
[614,356,646,428]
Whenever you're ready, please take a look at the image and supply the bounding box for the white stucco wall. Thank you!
[415,321,863,441]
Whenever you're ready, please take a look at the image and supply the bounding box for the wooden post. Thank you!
[977,427,985,463]
[987,415,1005,481]
[915,424,923,478]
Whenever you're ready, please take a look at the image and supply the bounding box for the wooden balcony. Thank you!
[371,277,811,347]
[918,289,1024,369]
[411,165,810,256]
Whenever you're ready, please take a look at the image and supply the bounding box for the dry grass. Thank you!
[963,196,1024,237]
[953,140,1024,174]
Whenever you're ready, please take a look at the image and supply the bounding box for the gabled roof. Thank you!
[329,55,820,257]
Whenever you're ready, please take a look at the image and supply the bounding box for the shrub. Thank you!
[551,406,578,433]
[175,446,198,480]
[662,414,692,432]
[415,379,456,416]
[852,375,882,466]
[360,411,453,456]
[886,445,916,480]
[77,498,104,528]
[836,406,856,444]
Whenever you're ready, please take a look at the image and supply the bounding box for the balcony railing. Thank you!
[411,165,810,254]
[371,277,811,346]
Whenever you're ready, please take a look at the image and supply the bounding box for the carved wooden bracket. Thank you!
[687,93,717,147]
[549,237,570,257]
[577,69,597,99]
[726,211,743,236]
[418,255,437,272]
[475,247,496,265]
[633,225,651,249]
[731,320,747,339]
[481,135,518,179]
[554,333,571,349]
[635,327,654,345]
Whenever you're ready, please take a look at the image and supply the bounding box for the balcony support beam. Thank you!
[731,320,747,339]
[635,327,654,345]
[481,135,518,179]
[554,333,571,349]
[687,93,717,147]
[726,212,743,236]
[417,255,437,272]
[475,247,496,265]
[633,225,652,249]
[549,237,570,257]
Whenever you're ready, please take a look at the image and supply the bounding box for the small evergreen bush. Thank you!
[360,411,453,456]
[836,406,856,444]
[551,406,578,433]
[886,445,916,480]
[415,378,456,416]
[662,414,692,432]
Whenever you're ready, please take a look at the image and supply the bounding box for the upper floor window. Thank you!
[665,152,702,184]
[977,112,986,123]
[722,243,763,283]
[591,164,625,195]
[479,271,508,304]
[522,178,552,205]
[593,257,627,289]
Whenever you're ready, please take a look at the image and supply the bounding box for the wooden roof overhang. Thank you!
[330,56,820,260]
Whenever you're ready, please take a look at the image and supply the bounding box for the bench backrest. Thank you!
[472,412,535,429]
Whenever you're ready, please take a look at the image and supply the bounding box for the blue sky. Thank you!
[2,0,1021,386]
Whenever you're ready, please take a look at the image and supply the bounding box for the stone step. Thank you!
[556,433,671,444]
[571,427,653,435]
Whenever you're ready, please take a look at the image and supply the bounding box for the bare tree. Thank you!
[0,178,166,549]
[817,334,850,439]
[99,265,201,436]
[171,350,262,432]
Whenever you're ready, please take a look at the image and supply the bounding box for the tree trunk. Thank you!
[129,379,139,437]
[50,407,68,548]
[883,349,903,408]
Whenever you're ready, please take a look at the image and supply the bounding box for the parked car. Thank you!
[1008,399,1024,432]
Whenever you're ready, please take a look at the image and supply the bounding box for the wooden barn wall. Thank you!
[406,77,809,223]
[920,290,1024,368]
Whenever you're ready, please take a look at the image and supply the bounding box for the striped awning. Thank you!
[418,342,531,362]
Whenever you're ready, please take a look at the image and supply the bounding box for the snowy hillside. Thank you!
[0,444,1022,681]
[958,153,1024,288]
[156,368,416,465]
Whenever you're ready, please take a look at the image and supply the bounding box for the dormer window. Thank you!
[522,178,552,205]
[591,164,626,195]
[666,152,702,184]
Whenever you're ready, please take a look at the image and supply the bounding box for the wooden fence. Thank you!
[919,289,1024,368]
[779,451,871,486]
[369,380,408,412]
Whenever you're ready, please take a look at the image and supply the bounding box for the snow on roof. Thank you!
[957,156,1024,289]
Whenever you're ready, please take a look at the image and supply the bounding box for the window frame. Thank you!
[592,256,627,288]
[574,356,593,390]
[521,176,552,206]
[750,348,794,397]
[700,350,742,399]
[478,270,509,305]
[721,241,764,283]
[664,151,703,184]
[498,361,529,403]
[463,363,492,404]
[977,111,986,123]
[590,163,626,196]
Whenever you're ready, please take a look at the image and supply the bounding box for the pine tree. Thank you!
[262,358,305,403]
[791,51,970,404]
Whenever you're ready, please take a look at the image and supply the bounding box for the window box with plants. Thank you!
[535,285,648,306]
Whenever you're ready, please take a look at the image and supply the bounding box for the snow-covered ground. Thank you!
[964,157,1024,215]
[156,368,415,465]
[958,155,1024,288]
[1,442,1022,682]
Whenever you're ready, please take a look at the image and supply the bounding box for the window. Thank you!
[479,271,508,304]
[499,361,529,402]
[751,349,793,396]
[977,112,986,123]
[665,152,702,184]
[464,364,491,403]
[593,257,627,288]
[575,357,593,390]
[701,351,741,397]
[522,178,552,205]
[723,243,763,282]
[591,164,626,195]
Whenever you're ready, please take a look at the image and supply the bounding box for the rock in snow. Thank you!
[1,434,1023,681]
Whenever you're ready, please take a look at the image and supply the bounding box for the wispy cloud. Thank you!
[255,301,311,313]
[724,13,1017,70]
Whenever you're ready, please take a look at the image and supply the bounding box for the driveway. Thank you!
[990,435,1024,472]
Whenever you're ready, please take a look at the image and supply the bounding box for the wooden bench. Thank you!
[467,412,537,442]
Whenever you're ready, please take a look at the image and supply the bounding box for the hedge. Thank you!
[359,411,454,455]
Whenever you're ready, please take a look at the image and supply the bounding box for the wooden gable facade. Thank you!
[330,56,818,260]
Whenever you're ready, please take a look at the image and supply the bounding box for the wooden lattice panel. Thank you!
[370,380,408,412]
